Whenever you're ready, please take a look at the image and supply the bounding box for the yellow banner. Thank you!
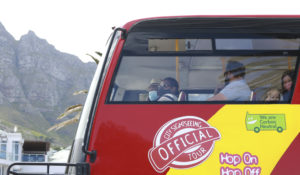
[167,105,300,175]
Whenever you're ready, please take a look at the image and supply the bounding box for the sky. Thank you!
[0,0,299,62]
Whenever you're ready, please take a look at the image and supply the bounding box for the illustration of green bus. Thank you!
[246,112,286,133]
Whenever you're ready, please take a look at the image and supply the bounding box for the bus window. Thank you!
[109,37,299,103]
[216,38,300,50]
[109,55,297,103]
[149,39,213,51]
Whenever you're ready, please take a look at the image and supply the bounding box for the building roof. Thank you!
[23,141,50,154]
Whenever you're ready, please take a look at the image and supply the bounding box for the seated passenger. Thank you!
[265,88,280,102]
[157,77,179,101]
[281,70,294,101]
[213,83,225,95]
[207,61,251,101]
[147,79,160,101]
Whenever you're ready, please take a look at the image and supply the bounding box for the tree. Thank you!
[48,52,101,132]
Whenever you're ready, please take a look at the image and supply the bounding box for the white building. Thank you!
[0,129,51,175]
[0,130,23,175]
[18,141,50,174]
[0,129,71,174]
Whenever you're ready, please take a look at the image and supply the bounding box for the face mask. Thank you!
[148,91,158,101]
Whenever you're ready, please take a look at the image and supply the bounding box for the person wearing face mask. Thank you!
[147,79,160,101]
[281,70,294,101]
[157,77,179,101]
[208,60,251,101]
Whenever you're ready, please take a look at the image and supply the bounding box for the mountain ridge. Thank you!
[0,21,97,146]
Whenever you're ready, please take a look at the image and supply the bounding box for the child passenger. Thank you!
[265,88,280,102]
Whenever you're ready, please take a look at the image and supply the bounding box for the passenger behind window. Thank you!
[157,77,179,101]
[147,79,160,101]
[281,70,294,101]
[213,83,225,95]
[207,61,251,101]
[264,88,280,102]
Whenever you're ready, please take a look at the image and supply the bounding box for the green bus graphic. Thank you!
[246,112,286,133]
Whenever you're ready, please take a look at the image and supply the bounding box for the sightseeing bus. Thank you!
[8,16,300,175]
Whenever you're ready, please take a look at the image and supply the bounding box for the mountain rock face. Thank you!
[0,22,97,145]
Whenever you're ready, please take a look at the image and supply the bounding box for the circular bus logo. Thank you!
[148,116,221,173]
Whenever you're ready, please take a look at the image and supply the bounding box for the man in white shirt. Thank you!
[208,61,251,101]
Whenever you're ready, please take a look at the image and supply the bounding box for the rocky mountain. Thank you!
[0,22,97,146]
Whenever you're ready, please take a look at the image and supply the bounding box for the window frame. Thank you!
[106,56,299,105]
[106,32,300,104]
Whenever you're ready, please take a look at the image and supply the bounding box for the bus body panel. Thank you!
[88,104,300,174]
[292,65,300,104]
[82,16,300,175]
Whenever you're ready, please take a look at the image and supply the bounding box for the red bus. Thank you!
[8,16,300,175]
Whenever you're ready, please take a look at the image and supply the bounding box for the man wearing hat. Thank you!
[208,60,251,101]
